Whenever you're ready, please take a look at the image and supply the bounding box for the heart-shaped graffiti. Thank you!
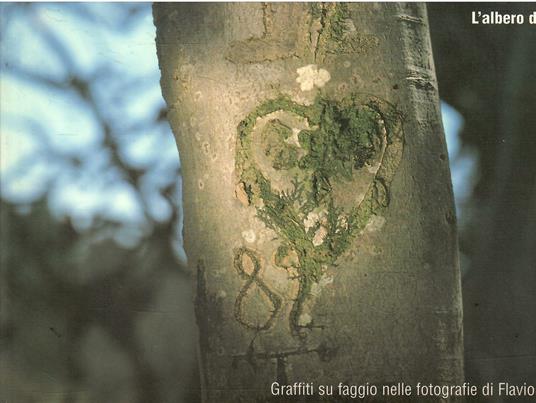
[235,94,404,339]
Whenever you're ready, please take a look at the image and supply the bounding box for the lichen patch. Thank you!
[242,229,256,243]
[303,209,327,233]
[304,211,320,233]
[296,65,331,91]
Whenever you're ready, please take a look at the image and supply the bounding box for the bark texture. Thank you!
[154,3,463,401]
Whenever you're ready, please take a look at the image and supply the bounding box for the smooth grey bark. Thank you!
[154,3,463,402]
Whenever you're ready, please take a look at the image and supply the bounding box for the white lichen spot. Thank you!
[312,226,328,247]
[365,215,386,233]
[296,64,331,91]
[303,209,327,233]
[217,290,227,299]
[298,313,312,327]
[242,229,256,243]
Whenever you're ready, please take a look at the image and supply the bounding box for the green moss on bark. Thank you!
[235,94,403,338]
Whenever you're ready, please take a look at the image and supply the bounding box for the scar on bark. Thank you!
[231,340,339,375]
[225,3,306,64]
[225,39,297,64]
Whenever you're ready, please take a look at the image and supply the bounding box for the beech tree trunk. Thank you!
[154,3,463,402]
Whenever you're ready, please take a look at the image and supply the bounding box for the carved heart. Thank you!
[235,94,404,337]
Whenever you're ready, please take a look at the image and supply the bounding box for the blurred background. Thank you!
[1,4,198,402]
[1,3,534,402]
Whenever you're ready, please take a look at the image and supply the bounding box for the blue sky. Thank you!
[1,4,180,245]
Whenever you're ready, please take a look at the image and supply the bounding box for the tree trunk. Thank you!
[154,3,463,402]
